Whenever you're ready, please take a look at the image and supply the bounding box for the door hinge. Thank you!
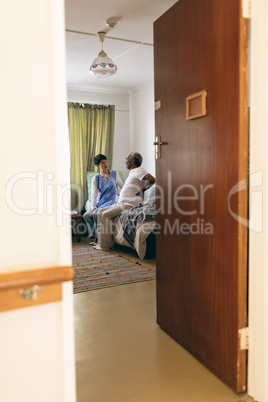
[242,0,252,19]
[239,327,249,350]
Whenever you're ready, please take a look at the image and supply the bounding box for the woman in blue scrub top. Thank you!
[83,154,123,244]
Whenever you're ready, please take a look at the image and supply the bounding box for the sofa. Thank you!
[86,171,156,259]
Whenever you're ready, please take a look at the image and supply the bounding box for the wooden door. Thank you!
[154,0,248,393]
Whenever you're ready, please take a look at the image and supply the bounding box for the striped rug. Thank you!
[72,244,156,294]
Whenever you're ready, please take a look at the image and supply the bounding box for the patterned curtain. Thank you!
[68,103,115,213]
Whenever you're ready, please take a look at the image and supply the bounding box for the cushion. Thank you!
[118,170,125,184]
[86,171,96,202]
[144,184,155,204]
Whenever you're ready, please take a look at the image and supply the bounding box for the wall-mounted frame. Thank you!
[186,90,207,120]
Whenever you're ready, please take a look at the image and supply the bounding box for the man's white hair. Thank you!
[130,152,143,167]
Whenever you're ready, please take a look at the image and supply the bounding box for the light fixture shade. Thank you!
[90,50,117,79]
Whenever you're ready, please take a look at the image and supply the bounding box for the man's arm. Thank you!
[142,173,155,189]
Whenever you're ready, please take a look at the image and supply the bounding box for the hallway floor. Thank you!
[73,240,250,402]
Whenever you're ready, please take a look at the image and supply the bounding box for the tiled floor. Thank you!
[73,239,251,402]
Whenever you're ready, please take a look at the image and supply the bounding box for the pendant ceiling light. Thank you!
[90,32,117,79]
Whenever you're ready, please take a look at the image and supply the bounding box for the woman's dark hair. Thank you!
[93,154,107,165]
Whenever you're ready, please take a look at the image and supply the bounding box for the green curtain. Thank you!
[68,103,115,213]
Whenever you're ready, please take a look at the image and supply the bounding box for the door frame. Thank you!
[248,1,268,400]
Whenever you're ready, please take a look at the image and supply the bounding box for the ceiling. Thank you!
[65,0,178,93]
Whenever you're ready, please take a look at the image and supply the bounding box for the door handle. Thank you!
[153,135,168,159]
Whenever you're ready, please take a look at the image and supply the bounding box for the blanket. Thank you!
[119,203,156,248]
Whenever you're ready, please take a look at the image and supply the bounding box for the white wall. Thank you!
[129,83,155,175]
[0,2,71,270]
[68,88,130,179]
[0,0,75,401]
[248,0,268,400]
